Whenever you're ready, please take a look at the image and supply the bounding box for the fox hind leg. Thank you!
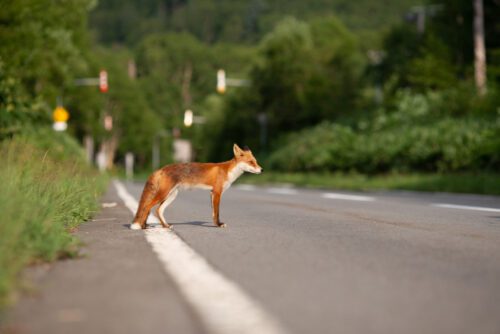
[155,188,179,229]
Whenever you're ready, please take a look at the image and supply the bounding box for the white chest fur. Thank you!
[223,162,245,191]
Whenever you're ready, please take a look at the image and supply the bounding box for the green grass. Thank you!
[0,134,108,309]
[237,171,500,195]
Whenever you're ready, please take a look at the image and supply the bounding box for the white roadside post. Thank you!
[184,109,194,127]
[152,130,169,171]
[217,69,226,94]
[125,152,134,180]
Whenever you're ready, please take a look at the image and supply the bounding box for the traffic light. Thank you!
[99,70,108,93]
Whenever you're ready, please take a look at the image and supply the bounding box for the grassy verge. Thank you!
[237,171,500,195]
[0,129,108,309]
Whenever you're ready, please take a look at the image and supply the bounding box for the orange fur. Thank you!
[132,144,262,229]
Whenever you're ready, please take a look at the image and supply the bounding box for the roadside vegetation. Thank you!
[267,90,500,174]
[0,129,107,309]
[239,172,500,196]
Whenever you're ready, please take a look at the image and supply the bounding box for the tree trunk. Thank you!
[473,0,487,95]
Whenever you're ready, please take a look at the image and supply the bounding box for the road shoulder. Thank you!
[3,183,204,334]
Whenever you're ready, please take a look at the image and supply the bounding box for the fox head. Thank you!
[233,144,263,174]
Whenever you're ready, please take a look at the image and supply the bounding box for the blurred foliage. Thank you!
[0,0,174,169]
[0,61,47,138]
[267,87,500,173]
[135,32,215,126]
[198,16,365,161]
[378,0,500,92]
[89,0,416,46]
[1,0,499,174]
[0,0,95,101]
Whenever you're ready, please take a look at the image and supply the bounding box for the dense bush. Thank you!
[268,118,499,173]
[268,89,500,173]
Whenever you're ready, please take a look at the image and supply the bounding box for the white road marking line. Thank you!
[267,188,298,195]
[432,203,500,213]
[113,180,286,334]
[322,193,375,202]
[235,184,257,191]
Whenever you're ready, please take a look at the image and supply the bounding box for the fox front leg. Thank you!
[211,190,226,228]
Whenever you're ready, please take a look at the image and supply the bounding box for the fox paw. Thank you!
[130,223,142,230]
[218,223,227,228]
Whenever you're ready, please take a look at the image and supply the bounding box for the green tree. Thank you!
[306,16,365,120]
[252,17,314,132]
[407,35,457,90]
[201,16,366,160]
[0,0,96,137]
[136,32,214,128]
[66,47,163,167]
[379,0,500,93]
[0,0,94,101]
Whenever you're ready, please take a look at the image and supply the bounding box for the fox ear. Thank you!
[243,145,250,151]
[233,143,244,156]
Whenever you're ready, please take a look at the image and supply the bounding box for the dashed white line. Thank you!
[322,193,375,202]
[113,180,286,334]
[267,188,298,195]
[231,185,500,215]
[432,203,500,213]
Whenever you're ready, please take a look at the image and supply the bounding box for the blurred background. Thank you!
[1,0,500,327]
[0,0,499,189]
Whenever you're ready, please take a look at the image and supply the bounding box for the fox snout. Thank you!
[252,162,263,174]
[242,162,263,174]
[249,165,263,174]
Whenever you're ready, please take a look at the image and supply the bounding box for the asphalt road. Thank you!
[124,181,500,334]
[5,180,500,334]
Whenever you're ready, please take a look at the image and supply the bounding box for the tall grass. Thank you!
[0,131,107,309]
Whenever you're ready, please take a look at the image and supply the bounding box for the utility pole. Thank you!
[473,0,487,95]
[408,4,442,34]
[152,130,168,171]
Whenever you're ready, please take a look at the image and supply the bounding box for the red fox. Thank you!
[131,144,263,230]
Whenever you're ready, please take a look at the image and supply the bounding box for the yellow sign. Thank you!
[53,106,69,122]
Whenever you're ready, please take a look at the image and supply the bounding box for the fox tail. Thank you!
[131,180,160,229]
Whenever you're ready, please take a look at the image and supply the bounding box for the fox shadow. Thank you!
[172,221,218,228]
[122,221,217,229]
